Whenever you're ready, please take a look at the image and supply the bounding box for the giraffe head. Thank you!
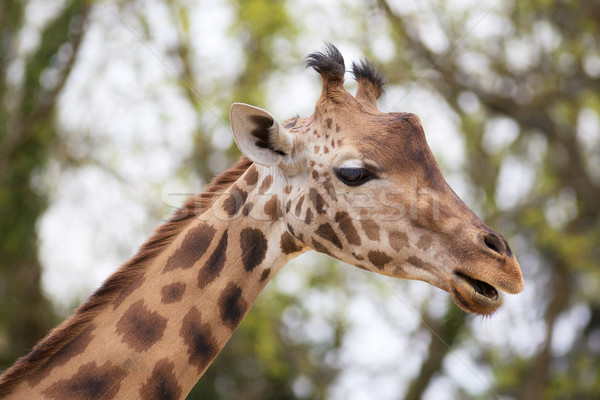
[230,44,524,315]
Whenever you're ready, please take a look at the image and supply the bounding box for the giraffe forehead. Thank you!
[349,116,446,187]
[301,109,423,151]
[341,113,426,152]
[301,112,438,173]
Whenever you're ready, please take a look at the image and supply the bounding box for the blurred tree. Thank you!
[373,0,600,398]
[0,0,91,370]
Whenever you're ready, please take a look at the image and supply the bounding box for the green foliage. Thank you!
[0,0,91,369]
[228,0,297,106]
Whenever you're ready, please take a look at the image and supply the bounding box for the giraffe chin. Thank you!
[450,272,504,315]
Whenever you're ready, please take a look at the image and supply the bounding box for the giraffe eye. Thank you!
[335,167,373,186]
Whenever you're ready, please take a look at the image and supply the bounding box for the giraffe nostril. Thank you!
[482,232,505,256]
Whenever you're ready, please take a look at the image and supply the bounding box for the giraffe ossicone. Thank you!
[0,44,524,399]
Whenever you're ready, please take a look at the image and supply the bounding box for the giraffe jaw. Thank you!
[450,272,503,315]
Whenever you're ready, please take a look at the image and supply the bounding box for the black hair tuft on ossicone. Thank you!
[351,58,387,95]
[305,42,345,81]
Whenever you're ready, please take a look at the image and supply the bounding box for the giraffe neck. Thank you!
[3,164,305,399]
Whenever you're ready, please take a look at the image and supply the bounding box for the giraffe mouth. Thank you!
[450,272,502,315]
[454,272,498,300]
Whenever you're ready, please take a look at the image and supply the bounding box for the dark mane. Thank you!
[0,156,253,396]
[305,42,345,82]
[351,59,387,97]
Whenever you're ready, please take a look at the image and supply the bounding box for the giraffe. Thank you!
[0,44,523,399]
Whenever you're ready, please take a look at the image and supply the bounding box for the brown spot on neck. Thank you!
[42,361,126,400]
[198,230,228,289]
[116,300,168,352]
[163,224,217,273]
[139,358,182,400]
[219,283,248,330]
[243,165,259,186]
[280,231,303,254]
[259,175,273,194]
[161,282,186,304]
[222,185,248,217]
[180,307,218,374]
[240,228,268,272]
[264,194,282,221]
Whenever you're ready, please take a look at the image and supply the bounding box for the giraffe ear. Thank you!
[230,103,295,166]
